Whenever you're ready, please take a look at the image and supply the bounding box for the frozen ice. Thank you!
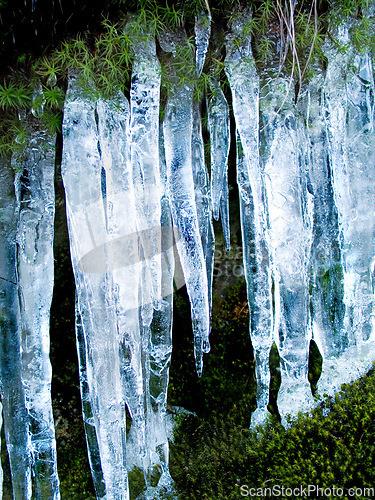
[225,10,273,427]
[259,70,314,423]
[130,31,162,314]
[0,158,32,499]
[323,26,375,345]
[192,101,215,312]
[207,77,230,251]
[195,10,211,77]
[320,19,375,394]
[161,28,210,376]
[62,74,129,499]
[12,117,60,497]
[298,62,346,398]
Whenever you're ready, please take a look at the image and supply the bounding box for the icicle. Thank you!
[225,9,273,427]
[75,299,106,497]
[322,15,375,387]
[195,10,211,77]
[96,94,139,499]
[259,63,314,424]
[207,77,230,251]
[62,75,129,499]
[192,101,215,312]
[160,29,210,376]
[298,63,346,398]
[226,7,314,424]
[12,116,59,496]
[0,159,32,499]
[146,194,175,495]
[129,25,162,314]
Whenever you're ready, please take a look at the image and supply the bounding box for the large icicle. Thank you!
[62,75,128,499]
[12,119,59,497]
[96,94,140,499]
[322,17,375,386]
[225,9,273,427]
[160,30,210,376]
[207,77,231,251]
[130,23,162,314]
[258,33,314,423]
[298,64,346,397]
[0,159,32,499]
[126,24,173,492]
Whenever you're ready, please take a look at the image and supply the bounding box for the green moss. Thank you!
[171,364,375,499]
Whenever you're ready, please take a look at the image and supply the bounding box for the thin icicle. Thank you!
[0,158,32,499]
[195,10,211,77]
[75,299,106,497]
[225,8,273,427]
[12,117,60,498]
[127,26,175,493]
[160,29,210,376]
[207,77,231,251]
[192,101,215,313]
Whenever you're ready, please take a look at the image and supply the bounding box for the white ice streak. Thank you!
[13,120,60,498]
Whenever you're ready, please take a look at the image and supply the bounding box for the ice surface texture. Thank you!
[3,9,375,498]
[225,9,274,427]
[160,28,210,377]
[0,159,32,499]
[15,123,59,499]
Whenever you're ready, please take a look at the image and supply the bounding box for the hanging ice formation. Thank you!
[320,15,375,394]
[2,4,375,498]
[225,9,273,427]
[160,28,211,377]
[0,104,59,499]
[0,159,32,499]
[14,117,59,498]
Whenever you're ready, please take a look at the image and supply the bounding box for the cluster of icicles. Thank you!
[1,6,375,499]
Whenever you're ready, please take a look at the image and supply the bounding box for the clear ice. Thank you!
[321,16,375,393]
[259,70,314,424]
[0,158,32,499]
[192,101,215,313]
[225,9,273,427]
[2,8,375,498]
[160,29,210,377]
[207,76,231,251]
[13,116,60,497]
[195,10,211,77]
[62,75,129,499]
